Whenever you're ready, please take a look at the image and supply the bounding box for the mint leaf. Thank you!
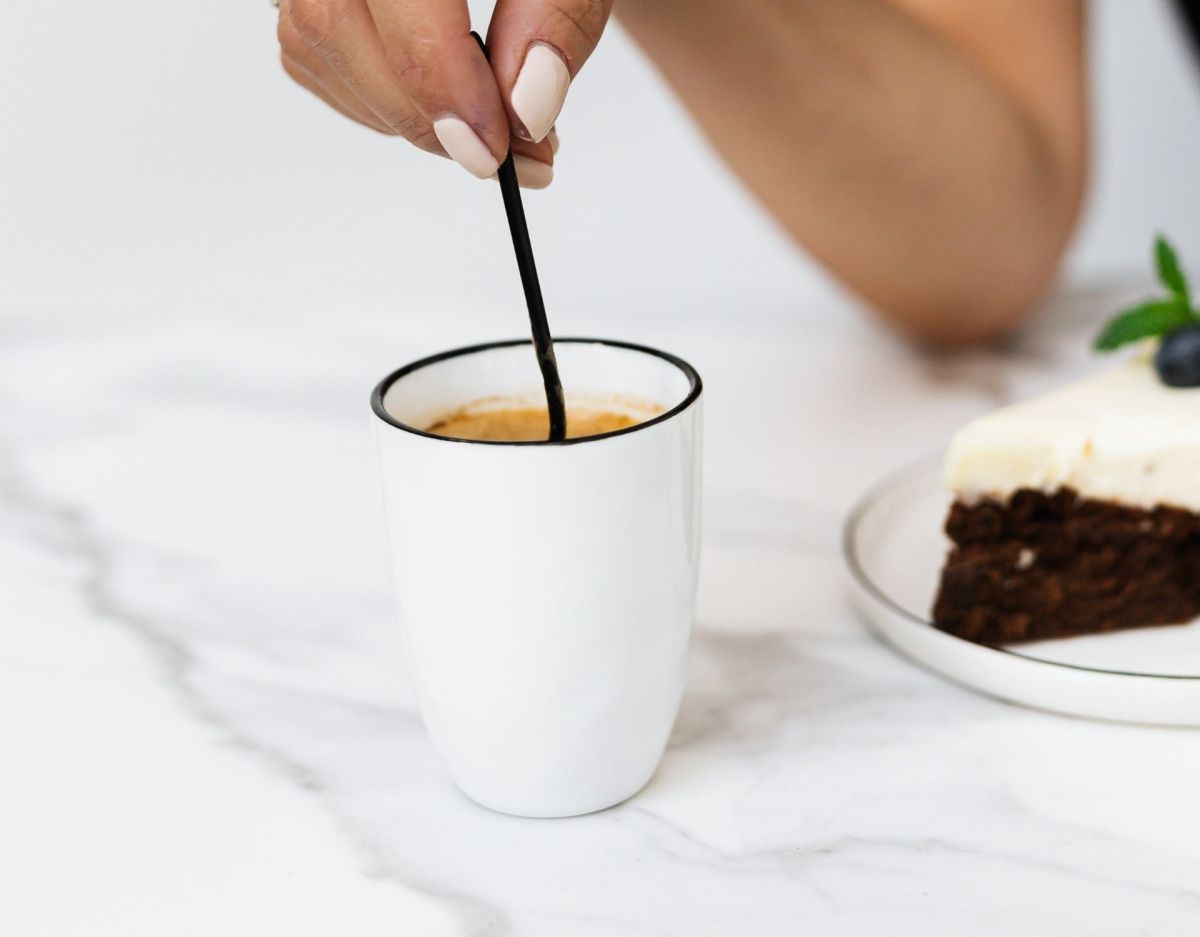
[1094,298,1194,351]
[1155,235,1190,302]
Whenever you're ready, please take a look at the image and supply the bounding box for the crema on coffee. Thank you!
[425,398,660,442]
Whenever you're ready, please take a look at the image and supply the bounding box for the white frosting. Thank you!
[945,359,1200,511]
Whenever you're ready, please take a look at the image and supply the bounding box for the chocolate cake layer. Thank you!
[933,488,1200,645]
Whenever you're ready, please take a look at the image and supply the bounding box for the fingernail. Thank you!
[511,44,570,144]
[513,155,553,190]
[547,127,560,155]
[432,116,500,179]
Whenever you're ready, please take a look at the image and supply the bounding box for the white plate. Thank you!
[844,455,1200,726]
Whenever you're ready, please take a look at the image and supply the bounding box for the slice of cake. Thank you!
[933,358,1200,645]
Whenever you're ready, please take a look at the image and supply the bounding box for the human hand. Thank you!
[276,0,613,188]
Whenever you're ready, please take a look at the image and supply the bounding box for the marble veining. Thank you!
[3,290,1200,936]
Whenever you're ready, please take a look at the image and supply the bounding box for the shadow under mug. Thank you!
[371,338,703,817]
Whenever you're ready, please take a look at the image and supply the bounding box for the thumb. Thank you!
[486,0,614,143]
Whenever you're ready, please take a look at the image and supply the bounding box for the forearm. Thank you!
[617,0,1087,344]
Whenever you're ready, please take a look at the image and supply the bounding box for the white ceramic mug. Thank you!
[371,338,703,817]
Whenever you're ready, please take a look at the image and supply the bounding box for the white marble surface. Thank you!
[4,286,1200,936]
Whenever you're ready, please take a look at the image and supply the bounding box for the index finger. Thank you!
[487,0,615,142]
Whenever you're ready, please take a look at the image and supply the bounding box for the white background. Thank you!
[3,0,1200,333]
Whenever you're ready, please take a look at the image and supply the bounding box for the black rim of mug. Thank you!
[370,337,703,447]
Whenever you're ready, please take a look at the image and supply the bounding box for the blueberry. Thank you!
[1155,324,1200,387]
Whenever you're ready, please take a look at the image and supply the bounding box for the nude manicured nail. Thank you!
[547,127,560,155]
[513,155,553,190]
[511,45,570,144]
[433,116,500,179]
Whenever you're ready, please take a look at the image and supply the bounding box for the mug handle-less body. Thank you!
[372,339,703,817]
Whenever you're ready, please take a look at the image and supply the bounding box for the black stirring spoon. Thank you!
[471,31,567,442]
